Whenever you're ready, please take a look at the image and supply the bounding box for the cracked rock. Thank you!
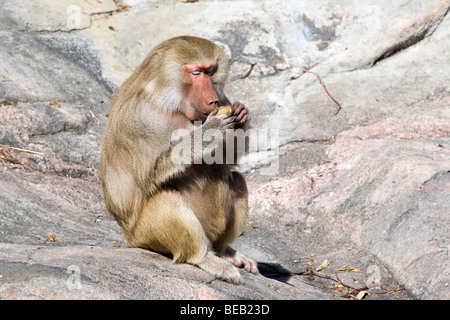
[1,0,449,300]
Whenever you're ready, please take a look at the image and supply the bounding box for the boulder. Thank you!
[1,0,449,300]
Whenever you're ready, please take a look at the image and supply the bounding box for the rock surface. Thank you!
[0,0,449,300]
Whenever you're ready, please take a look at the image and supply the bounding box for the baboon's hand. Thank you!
[231,102,249,128]
[205,108,238,130]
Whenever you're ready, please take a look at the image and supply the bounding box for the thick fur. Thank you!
[100,36,257,284]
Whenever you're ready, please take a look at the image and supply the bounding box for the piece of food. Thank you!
[216,105,233,114]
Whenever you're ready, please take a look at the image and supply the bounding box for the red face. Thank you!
[182,63,219,121]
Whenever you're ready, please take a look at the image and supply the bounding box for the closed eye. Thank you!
[205,67,216,76]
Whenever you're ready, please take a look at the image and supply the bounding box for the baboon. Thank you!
[100,36,258,284]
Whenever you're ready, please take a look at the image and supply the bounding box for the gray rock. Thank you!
[1,0,449,300]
